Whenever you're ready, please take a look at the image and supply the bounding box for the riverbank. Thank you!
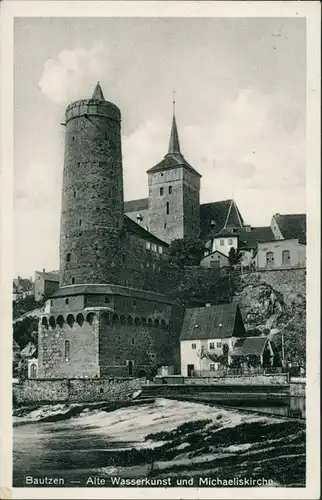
[13,398,305,487]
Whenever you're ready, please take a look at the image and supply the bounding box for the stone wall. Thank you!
[183,374,289,385]
[13,377,142,404]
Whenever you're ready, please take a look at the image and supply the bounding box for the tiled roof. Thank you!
[35,271,59,282]
[236,227,275,249]
[51,283,177,304]
[124,215,168,246]
[200,200,244,239]
[275,214,306,244]
[92,81,105,100]
[180,303,240,341]
[147,152,201,177]
[200,250,229,260]
[124,198,149,213]
[213,228,238,238]
[231,336,268,356]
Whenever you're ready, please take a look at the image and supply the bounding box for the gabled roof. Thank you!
[213,228,238,238]
[231,336,268,357]
[236,227,275,250]
[275,214,306,245]
[200,200,244,239]
[180,303,241,341]
[201,250,229,260]
[124,198,149,213]
[124,215,168,246]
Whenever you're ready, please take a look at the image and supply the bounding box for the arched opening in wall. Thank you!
[134,317,140,326]
[76,313,84,326]
[141,317,147,325]
[64,340,70,361]
[86,312,95,325]
[41,317,49,329]
[57,315,64,328]
[161,319,166,328]
[154,319,160,327]
[127,316,133,325]
[101,312,110,325]
[30,363,37,379]
[282,250,291,265]
[49,316,56,329]
[120,315,126,324]
[138,369,147,378]
[266,251,274,266]
[147,318,153,326]
[67,314,75,328]
[112,313,119,323]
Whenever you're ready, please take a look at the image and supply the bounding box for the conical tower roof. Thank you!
[167,114,181,154]
[92,81,105,100]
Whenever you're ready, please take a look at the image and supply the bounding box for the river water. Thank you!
[13,398,306,488]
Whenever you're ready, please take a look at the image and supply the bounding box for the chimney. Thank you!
[244,225,251,232]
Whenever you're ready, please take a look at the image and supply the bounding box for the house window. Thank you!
[166,202,170,215]
[266,251,274,266]
[158,246,163,254]
[169,186,172,194]
[164,223,167,229]
[64,340,70,361]
[209,342,215,350]
[210,364,216,371]
[282,250,291,264]
[228,239,233,245]
[66,253,71,262]
[131,338,135,345]
[152,244,157,252]
[220,240,224,246]
[191,343,196,349]
[146,241,151,250]
[160,187,164,196]
[217,341,222,348]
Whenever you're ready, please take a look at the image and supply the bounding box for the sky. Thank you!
[14,17,306,278]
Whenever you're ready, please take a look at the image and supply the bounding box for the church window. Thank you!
[160,187,164,196]
[64,340,70,361]
[169,186,172,194]
[220,240,224,246]
[146,241,151,250]
[166,202,170,215]
[66,253,71,262]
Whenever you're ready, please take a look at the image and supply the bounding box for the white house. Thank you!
[179,303,247,376]
[255,238,306,269]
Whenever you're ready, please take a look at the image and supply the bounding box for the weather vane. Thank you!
[172,89,176,115]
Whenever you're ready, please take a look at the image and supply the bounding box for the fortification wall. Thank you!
[13,377,142,404]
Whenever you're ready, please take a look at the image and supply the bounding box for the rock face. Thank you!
[232,268,306,365]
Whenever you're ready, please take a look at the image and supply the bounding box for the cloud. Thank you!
[38,44,108,104]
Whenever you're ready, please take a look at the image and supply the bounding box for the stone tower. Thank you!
[59,83,124,286]
[147,110,201,244]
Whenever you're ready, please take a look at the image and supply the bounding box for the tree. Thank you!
[228,247,243,267]
[262,347,272,368]
[169,238,205,269]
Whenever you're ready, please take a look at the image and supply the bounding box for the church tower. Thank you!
[147,107,201,244]
[59,83,124,286]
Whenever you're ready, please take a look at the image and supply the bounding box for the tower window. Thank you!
[79,220,82,226]
[160,187,164,196]
[166,202,170,215]
[65,298,69,305]
[131,338,135,345]
[64,340,70,361]
[73,190,76,198]
[169,186,172,194]
[122,253,126,263]
[71,278,75,284]
[66,253,71,262]
[77,162,80,167]
[72,137,75,142]
[164,223,167,229]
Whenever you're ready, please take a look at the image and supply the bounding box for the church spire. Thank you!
[167,92,181,154]
[92,81,105,100]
